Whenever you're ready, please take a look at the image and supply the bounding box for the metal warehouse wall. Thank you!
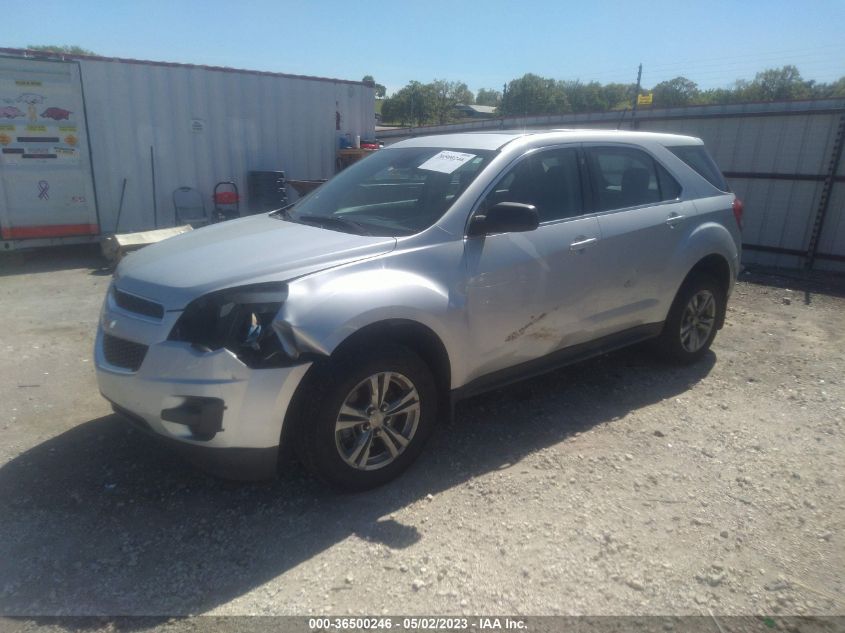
[378,99,845,273]
[78,57,375,233]
[634,106,844,273]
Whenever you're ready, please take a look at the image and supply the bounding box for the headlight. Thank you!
[168,282,290,368]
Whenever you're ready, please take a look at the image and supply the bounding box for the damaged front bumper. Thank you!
[94,300,311,479]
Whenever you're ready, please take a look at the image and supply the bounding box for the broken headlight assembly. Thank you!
[168,282,292,368]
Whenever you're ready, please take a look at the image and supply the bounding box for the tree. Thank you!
[381,81,436,126]
[748,65,811,101]
[601,83,634,110]
[380,64,837,125]
[362,74,386,99]
[812,76,845,98]
[499,73,569,116]
[651,76,700,107]
[27,44,97,55]
[475,88,502,107]
[430,79,473,124]
[380,95,404,124]
[729,79,758,103]
[698,86,740,105]
[562,80,608,113]
[380,79,476,125]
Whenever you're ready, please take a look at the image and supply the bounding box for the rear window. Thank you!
[667,145,728,192]
[586,146,680,211]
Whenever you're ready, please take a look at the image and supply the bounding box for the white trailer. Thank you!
[0,49,375,250]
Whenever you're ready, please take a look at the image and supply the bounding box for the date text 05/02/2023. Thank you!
[307,617,527,630]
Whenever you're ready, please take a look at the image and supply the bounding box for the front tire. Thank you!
[656,275,723,364]
[295,344,437,491]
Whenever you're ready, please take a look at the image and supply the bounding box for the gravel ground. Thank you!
[0,247,843,619]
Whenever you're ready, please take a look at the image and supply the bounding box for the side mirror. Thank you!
[468,202,539,236]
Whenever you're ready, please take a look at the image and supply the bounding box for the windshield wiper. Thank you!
[296,214,372,236]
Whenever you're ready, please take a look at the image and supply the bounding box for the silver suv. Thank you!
[95,130,742,489]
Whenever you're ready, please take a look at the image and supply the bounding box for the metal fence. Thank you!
[377,99,845,273]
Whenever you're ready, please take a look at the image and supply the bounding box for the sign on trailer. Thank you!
[0,57,98,240]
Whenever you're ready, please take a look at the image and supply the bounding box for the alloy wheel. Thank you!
[334,371,421,471]
[680,289,716,353]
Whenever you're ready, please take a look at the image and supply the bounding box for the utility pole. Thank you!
[631,63,643,129]
[502,83,508,128]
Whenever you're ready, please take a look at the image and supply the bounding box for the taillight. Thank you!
[732,197,744,230]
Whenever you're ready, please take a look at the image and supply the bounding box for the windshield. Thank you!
[283,147,494,236]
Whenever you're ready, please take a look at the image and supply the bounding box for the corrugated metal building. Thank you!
[0,48,375,247]
[377,99,845,272]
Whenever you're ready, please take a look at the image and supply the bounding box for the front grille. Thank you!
[103,333,148,371]
[114,288,164,319]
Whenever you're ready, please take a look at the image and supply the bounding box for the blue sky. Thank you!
[5,0,845,95]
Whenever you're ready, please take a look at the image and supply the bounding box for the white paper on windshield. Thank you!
[418,151,476,174]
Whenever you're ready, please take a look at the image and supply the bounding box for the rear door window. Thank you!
[587,146,679,211]
[667,144,728,191]
[656,162,682,200]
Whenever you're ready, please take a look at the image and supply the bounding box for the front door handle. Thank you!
[570,236,598,251]
[666,213,685,227]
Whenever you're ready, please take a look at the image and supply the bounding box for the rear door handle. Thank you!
[570,236,598,251]
[666,213,685,227]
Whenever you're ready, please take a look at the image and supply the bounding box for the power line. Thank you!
[636,43,845,73]
[563,63,844,89]
[636,44,845,70]
[569,45,844,81]
[581,58,844,82]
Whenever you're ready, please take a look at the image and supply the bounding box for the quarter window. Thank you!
[481,148,584,222]
[667,144,728,191]
[586,146,680,211]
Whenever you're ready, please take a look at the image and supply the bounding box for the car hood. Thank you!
[114,215,397,309]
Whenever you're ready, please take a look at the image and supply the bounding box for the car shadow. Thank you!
[0,346,715,617]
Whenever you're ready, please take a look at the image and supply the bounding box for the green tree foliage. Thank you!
[601,83,634,110]
[750,65,809,100]
[362,75,387,99]
[813,76,845,98]
[500,75,638,116]
[500,73,569,116]
[562,80,609,113]
[381,81,436,126]
[697,67,842,103]
[697,86,741,105]
[380,66,845,125]
[27,44,97,55]
[651,76,699,107]
[381,79,475,125]
[452,82,475,106]
[475,88,502,107]
[430,79,474,123]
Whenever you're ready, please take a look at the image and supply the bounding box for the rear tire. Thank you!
[295,343,437,491]
[656,275,723,364]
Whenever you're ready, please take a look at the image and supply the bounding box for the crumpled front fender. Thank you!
[272,263,460,368]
